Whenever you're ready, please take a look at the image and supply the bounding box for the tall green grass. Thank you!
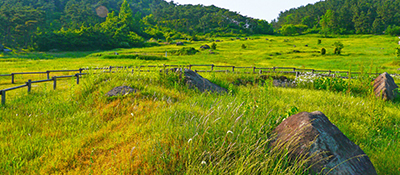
[0,71,399,174]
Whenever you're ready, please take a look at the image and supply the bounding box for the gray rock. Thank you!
[174,68,227,93]
[271,111,377,175]
[373,72,399,101]
[176,42,184,46]
[200,45,210,49]
[106,86,136,97]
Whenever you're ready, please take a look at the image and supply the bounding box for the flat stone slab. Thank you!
[106,86,136,97]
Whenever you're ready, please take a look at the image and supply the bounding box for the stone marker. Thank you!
[373,72,399,101]
[106,86,136,97]
[272,111,377,175]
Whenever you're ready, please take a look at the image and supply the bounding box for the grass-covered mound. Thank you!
[102,54,167,60]
[0,72,398,174]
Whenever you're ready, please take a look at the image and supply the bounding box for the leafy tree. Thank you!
[320,10,335,37]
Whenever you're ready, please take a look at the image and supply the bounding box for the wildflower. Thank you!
[201,161,207,165]
[227,130,233,134]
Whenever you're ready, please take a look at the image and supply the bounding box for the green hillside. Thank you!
[0,0,273,50]
[274,0,400,36]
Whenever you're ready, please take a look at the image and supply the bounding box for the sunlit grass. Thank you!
[1,34,400,174]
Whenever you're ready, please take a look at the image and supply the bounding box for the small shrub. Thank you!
[318,39,321,44]
[241,44,247,49]
[169,47,199,55]
[321,48,326,55]
[211,43,217,50]
[333,41,344,55]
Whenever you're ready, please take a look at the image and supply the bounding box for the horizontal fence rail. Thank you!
[1,64,398,106]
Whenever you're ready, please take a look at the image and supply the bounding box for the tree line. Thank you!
[0,0,273,51]
[274,0,400,36]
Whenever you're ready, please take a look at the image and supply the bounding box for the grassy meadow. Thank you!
[0,34,400,174]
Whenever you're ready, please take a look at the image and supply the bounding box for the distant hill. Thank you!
[0,0,273,50]
[275,0,400,35]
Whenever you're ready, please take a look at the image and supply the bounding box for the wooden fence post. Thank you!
[79,68,83,74]
[11,73,14,84]
[232,66,235,72]
[27,79,32,93]
[76,74,79,85]
[1,90,5,105]
[189,65,192,70]
[312,69,315,74]
[211,64,214,71]
[53,77,57,90]
[109,66,112,71]
[46,71,50,79]
[163,64,166,73]
[253,67,256,74]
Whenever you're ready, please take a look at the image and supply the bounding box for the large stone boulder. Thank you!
[172,69,227,93]
[106,86,137,97]
[271,111,377,175]
[373,72,399,101]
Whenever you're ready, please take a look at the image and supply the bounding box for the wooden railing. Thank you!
[0,64,393,106]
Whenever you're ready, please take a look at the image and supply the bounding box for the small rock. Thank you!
[176,42,184,46]
[106,86,136,97]
[271,111,377,175]
[215,40,221,42]
[200,45,211,49]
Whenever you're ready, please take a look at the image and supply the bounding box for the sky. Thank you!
[166,0,321,22]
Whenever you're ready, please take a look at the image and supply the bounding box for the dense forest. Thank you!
[0,0,273,51]
[274,0,400,36]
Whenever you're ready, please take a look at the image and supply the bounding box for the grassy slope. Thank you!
[0,34,399,174]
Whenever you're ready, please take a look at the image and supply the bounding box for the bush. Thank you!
[396,48,400,57]
[211,43,217,50]
[318,39,322,44]
[241,44,247,49]
[321,48,326,55]
[385,25,400,36]
[170,47,199,55]
[333,41,344,55]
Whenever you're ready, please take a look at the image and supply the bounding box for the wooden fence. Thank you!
[0,64,394,106]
